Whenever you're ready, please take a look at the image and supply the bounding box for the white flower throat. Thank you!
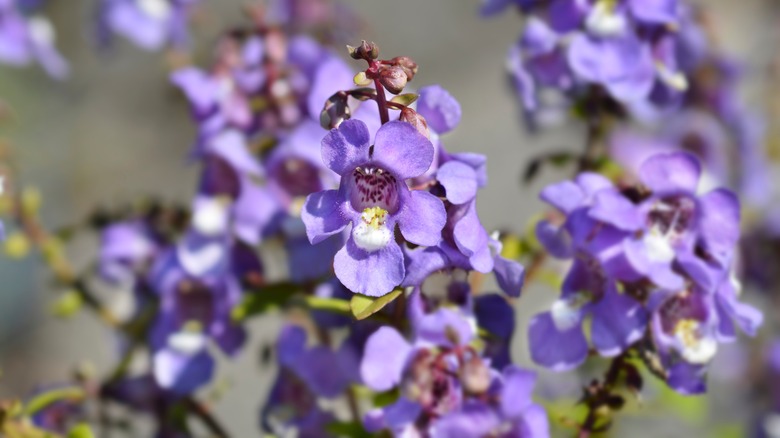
[353,206,392,252]
[349,167,399,252]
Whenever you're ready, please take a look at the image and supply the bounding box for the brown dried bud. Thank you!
[400,107,429,138]
[459,356,491,395]
[378,65,408,95]
[391,56,418,80]
[320,91,351,129]
[347,40,379,61]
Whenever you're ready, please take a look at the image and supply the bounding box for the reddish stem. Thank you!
[374,78,390,125]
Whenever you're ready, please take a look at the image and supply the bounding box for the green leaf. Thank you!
[68,423,95,438]
[389,93,418,106]
[51,290,84,318]
[372,388,399,408]
[23,386,85,417]
[353,72,372,86]
[326,421,373,438]
[232,282,301,322]
[350,289,402,320]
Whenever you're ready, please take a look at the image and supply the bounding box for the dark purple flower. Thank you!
[302,119,446,296]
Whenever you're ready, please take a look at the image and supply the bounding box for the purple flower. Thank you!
[0,1,68,78]
[99,0,198,51]
[302,119,446,296]
[360,309,547,437]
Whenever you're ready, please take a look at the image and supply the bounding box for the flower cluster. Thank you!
[0,0,68,78]
[303,42,525,297]
[530,151,761,393]
[483,0,698,124]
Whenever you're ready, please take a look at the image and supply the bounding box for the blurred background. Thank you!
[0,0,777,436]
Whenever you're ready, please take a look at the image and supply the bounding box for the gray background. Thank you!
[0,0,776,436]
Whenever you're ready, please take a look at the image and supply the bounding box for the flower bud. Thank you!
[391,56,418,80]
[459,356,491,395]
[379,66,408,95]
[347,40,379,61]
[400,107,429,138]
[320,91,351,129]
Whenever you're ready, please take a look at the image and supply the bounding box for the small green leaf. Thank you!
[389,93,418,106]
[51,290,84,318]
[353,72,372,86]
[373,388,399,408]
[326,420,373,438]
[68,423,96,438]
[350,289,403,320]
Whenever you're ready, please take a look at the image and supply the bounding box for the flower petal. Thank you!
[500,366,537,417]
[529,311,588,371]
[417,85,462,134]
[153,345,215,396]
[334,237,404,296]
[437,161,478,204]
[321,119,371,175]
[360,326,412,391]
[639,152,701,194]
[540,180,584,214]
[494,254,525,298]
[698,188,740,266]
[397,190,446,247]
[301,189,349,245]
[589,189,643,231]
[590,290,647,357]
[372,121,435,179]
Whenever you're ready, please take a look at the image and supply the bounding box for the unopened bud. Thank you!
[400,107,429,138]
[320,91,351,129]
[379,66,408,95]
[459,356,491,395]
[348,40,379,61]
[391,56,418,80]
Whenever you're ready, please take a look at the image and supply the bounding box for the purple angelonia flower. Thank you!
[172,31,352,142]
[530,151,761,393]
[360,308,548,437]
[143,197,259,394]
[98,0,199,51]
[302,119,446,296]
[262,323,361,437]
[0,0,68,78]
[400,85,525,297]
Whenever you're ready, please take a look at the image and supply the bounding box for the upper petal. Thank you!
[372,121,435,180]
[321,119,371,175]
[417,85,462,134]
[639,152,701,194]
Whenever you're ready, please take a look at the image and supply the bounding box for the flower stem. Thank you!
[374,79,390,125]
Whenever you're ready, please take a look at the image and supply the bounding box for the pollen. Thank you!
[361,206,388,230]
[353,207,392,252]
[674,319,699,348]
